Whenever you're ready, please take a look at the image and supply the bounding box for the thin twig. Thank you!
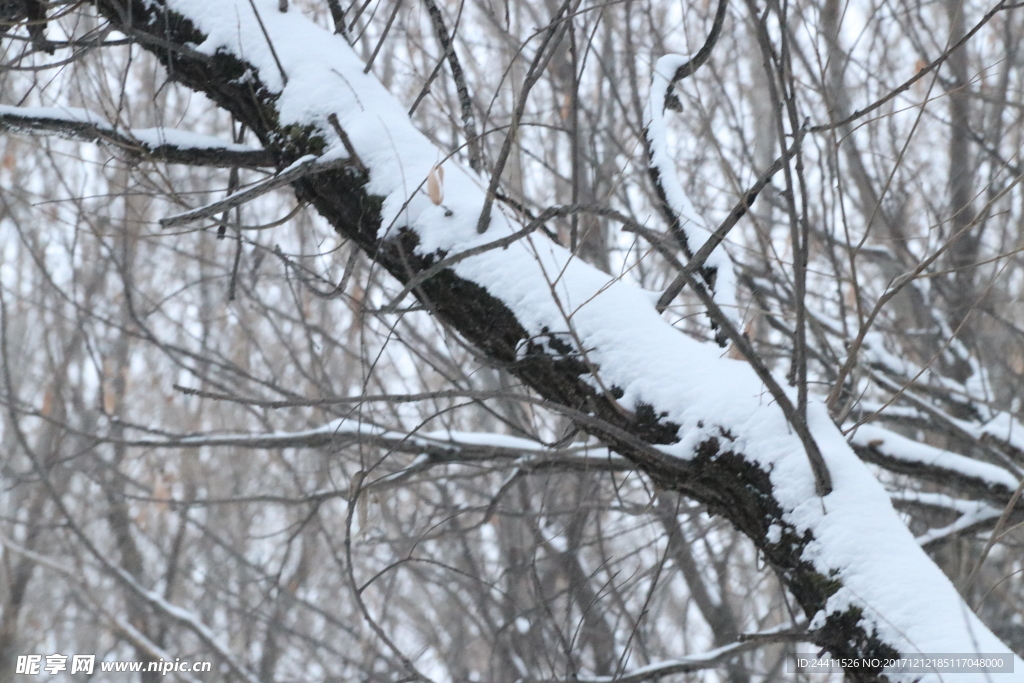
[363,0,403,74]
[327,113,367,171]
[671,260,833,496]
[809,0,1008,133]
[160,156,353,227]
[384,203,643,312]
[422,0,481,171]
[476,0,581,233]
[963,474,1024,598]
[245,0,289,85]
[228,229,243,301]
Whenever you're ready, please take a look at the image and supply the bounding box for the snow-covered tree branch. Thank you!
[3,0,1024,680]
[67,0,1021,674]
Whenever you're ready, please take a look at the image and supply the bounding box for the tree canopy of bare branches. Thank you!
[2,0,1024,681]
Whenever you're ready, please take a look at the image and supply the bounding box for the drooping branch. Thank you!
[643,55,738,328]
[641,0,734,331]
[654,125,806,314]
[661,0,730,90]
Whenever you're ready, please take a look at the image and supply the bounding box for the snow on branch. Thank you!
[852,423,1021,501]
[914,509,1004,549]
[866,369,1024,476]
[107,419,628,494]
[973,410,1024,460]
[643,54,739,332]
[889,491,1005,548]
[89,0,1024,674]
[120,417,616,464]
[0,104,276,168]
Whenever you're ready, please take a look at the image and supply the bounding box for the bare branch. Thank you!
[160,155,355,227]
[0,104,277,167]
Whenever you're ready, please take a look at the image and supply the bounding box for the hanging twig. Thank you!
[660,0,730,99]
[327,113,367,171]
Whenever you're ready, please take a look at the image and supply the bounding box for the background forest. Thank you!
[1,0,1023,681]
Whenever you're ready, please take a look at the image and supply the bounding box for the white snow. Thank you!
[0,104,261,153]
[644,55,739,322]
[128,127,258,152]
[889,492,1002,547]
[0,104,108,127]
[979,411,1024,455]
[157,0,1024,675]
[851,423,1020,491]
